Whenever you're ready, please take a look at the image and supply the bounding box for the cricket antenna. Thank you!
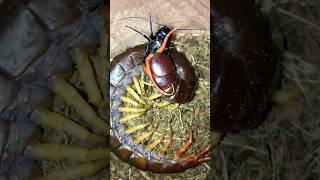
[149,13,154,38]
[125,26,151,42]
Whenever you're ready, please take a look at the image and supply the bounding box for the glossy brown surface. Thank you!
[151,54,175,77]
[211,0,280,133]
[167,49,198,103]
[149,50,198,103]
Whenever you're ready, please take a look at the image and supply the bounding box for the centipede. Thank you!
[110,0,280,174]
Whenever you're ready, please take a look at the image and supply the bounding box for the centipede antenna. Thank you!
[149,13,154,38]
[125,26,151,42]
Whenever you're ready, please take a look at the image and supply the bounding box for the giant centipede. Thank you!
[109,0,280,173]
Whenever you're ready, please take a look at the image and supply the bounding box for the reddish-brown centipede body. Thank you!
[110,44,208,173]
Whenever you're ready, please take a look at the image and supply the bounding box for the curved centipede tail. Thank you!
[111,129,210,173]
[180,157,210,171]
[160,155,210,173]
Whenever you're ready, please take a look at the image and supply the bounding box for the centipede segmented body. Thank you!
[110,0,280,173]
[110,43,210,173]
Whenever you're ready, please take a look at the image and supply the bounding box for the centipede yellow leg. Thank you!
[120,96,141,106]
[91,54,107,101]
[74,48,102,106]
[147,93,162,100]
[49,78,108,134]
[118,107,147,113]
[125,123,150,134]
[142,81,154,87]
[133,128,157,144]
[120,112,144,123]
[133,76,142,95]
[32,109,104,143]
[126,86,147,105]
[25,143,109,162]
[153,101,171,107]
